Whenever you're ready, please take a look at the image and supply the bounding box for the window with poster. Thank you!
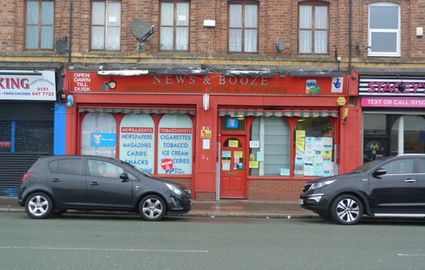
[81,112,193,175]
[294,117,336,177]
[249,117,290,176]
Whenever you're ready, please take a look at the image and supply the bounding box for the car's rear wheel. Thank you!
[25,193,52,219]
[139,195,166,221]
[330,195,363,225]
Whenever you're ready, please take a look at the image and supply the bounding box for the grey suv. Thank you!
[18,155,191,221]
[300,154,425,225]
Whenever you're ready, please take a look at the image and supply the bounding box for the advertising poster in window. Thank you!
[294,136,333,177]
[158,127,192,174]
[119,114,155,174]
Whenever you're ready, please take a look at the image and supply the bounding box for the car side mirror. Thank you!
[120,172,129,182]
[372,168,387,178]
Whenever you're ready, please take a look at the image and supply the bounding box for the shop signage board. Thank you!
[361,97,425,108]
[359,76,425,96]
[68,72,345,95]
[0,70,56,100]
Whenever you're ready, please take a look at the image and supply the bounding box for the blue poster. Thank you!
[91,133,116,147]
[226,118,239,129]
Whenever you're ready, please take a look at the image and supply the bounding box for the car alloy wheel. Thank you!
[25,193,52,219]
[139,195,166,221]
[331,195,363,225]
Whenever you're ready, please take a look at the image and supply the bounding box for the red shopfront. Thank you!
[64,68,362,200]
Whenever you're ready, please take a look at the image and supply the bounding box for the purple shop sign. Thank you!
[361,97,425,108]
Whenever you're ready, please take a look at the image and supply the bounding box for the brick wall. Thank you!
[248,179,307,201]
[1,0,424,63]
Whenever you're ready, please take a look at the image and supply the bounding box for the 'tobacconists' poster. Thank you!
[158,127,192,174]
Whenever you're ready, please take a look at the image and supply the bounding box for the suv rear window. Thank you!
[49,158,83,175]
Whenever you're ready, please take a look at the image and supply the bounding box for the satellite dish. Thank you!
[55,38,69,54]
[131,19,155,41]
[276,38,286,52]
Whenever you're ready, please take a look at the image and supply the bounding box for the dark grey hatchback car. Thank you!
[18,155,191,221]
[300,154,425,225]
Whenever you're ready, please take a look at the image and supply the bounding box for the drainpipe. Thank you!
[348,0,352,72]
[68,0,73,63]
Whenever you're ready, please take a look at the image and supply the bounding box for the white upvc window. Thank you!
[368,3,400,57]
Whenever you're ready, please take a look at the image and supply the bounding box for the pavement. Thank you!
[0,196,316,219]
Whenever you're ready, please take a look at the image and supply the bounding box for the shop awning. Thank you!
[218,108,339,118]
[79,107,196,115]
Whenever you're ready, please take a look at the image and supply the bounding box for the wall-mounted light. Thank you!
[203,93,210,111]
[101,78,117,90]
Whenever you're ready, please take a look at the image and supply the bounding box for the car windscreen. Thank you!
[119,160,153,177]
[350,158,389,173]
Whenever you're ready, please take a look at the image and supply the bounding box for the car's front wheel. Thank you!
[139,195,166,221]
[25,193,53,219]
[330,195,363,225]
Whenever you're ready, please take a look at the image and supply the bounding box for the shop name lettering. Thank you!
[153,75,269,86]
[0,78,30,89]
[368,81,425,93]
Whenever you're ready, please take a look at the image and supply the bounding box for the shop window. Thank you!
[299,3,328,54]
[119,114,155,174]
[228,2,258,53]
[25,0,54,49]
[0,120,53,154]
[391,116,425,155]
[294,117,335,176]
[364,114,386,135]
[160,1,189,51]
[157,114,193,174]
[250,117,290,176]
[81,113,116,158]
[368,3,400,56]
[91,1,121,50]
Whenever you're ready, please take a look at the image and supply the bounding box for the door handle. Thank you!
[90,181,99,186]
[404,178,417,183]
[50,178,61,182]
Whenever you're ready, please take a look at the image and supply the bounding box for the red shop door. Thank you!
[220,136,246,199]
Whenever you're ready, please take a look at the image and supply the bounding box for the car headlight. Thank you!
[165,183,182,196]
[310,179,336,190]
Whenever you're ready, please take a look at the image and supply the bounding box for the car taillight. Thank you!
[22,172,33,183]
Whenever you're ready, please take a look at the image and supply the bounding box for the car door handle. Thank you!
[90,181,99,186]
[404,178,417,183]
[50,178,61,182]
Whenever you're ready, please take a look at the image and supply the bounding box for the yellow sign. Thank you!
[249,161,259,169]
[234,151,243,159]
[337,96,347,106]
[200,128,212,138]
[228,140,239,148]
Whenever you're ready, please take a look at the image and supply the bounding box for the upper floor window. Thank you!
[299,3,328,54]
[368,3,400,57]
[160,1,189,51]
[25,0,54,49]
[91,1,121,51]
[228,2,258,53]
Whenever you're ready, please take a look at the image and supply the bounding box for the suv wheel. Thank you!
[25,193,52,219]
[139,195,166,221]
[330,195,363,225]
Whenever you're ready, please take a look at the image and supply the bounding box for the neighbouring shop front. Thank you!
[64,67,362,200]
[0,70,59,196]
[360,74,425,162]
